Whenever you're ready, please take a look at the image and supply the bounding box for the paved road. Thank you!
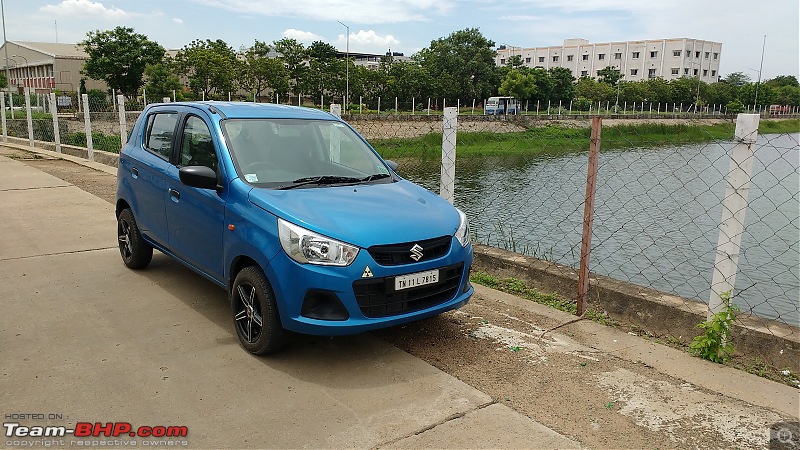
[0,155,580,449]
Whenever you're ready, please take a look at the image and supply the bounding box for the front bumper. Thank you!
[265,238,474,336]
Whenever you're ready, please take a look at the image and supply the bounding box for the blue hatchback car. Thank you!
[116,102,474,354]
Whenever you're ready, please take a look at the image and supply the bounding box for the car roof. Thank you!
[153,101,339,120]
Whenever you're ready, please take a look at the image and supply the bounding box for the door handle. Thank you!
[169,188,180,201]
[131,168,139,178]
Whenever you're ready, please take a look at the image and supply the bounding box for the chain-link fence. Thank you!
[2,90,798,351]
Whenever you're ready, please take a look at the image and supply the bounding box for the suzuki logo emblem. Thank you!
[410,244,424,262]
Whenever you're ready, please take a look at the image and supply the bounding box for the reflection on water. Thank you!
[398,134,800,326]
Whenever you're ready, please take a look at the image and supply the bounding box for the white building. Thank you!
[496,38,722,83]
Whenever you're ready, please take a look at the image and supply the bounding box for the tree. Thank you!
[273,38,307,96]
[304,41,342,103]
[722,72,751,88]
[506,55,523,69]
[175,39,238,100]
[414,28,498,102]
[547,67,575,103]
[764,75,799,88]
[643,77,673,105]
[499,69,536,100]
[0,72,6,89]
[596,67,623,86]
[574,76,614,103]
[144,61,181,101]
[704,82,738,107]
[240,40,289,101]
[79,26,165,97]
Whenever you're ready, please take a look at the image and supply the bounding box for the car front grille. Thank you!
[367,236,452,266]
[352,263,464,318]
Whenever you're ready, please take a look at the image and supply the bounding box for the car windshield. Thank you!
[222,118,392,188]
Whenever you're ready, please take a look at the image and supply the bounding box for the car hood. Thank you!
[248,180,460,248]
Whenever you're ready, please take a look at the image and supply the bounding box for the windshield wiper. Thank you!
[359,173,391,182]
[279,175,363,190]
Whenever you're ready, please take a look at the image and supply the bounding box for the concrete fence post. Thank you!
[1,95,6,142]
[9,91,14,119]
[412,97,415,116]
[49,93,61,153]
[82,94,94,161]
[117,95,127,147]
[708,114,760,317]
[24,88,34,147]
[377,97,381,114]
[427,98,431,115]
[439,107,457,204]
[329,104,341,163]
[329,103,341,118]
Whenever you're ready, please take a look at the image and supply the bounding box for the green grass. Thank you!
[372,120,800,158]
[64,131,122,153]
[469,270,617,326]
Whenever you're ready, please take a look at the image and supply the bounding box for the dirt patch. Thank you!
[6,148,796,449]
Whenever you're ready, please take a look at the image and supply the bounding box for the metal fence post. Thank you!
[49,93,61,153]
[577,116,602,316]
[24,88,34,147]
[117,94,127,147]
[708,114,760,317]
[1,95,6,142]
[82,93,94,161]
[439,107,458,204]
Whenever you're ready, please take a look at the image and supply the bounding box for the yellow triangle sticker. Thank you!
[362,266,374,278]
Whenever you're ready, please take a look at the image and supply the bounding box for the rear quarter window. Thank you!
[144,112,179,160]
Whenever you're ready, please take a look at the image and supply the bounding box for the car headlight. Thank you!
[278,218,359,266]
[455,208,470,247]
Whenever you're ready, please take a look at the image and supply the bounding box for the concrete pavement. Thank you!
[0,154,581,449]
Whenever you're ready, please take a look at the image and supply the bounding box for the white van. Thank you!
[485,96,520,115]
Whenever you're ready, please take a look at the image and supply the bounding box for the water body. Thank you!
[399,133,800,326]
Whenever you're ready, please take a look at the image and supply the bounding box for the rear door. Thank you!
[164,112,226,281]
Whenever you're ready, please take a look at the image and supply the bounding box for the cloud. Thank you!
[282,29,324,43]
[172,18,183,25]
[40,0,129,19]
[338,30,400,53]
[194,0,454,23]
[498,15,543,21]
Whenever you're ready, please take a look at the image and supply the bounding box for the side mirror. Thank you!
[179,166,218,190]
[385,160,399,172]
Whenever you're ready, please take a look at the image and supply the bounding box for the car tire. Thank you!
[231,266,287,355]
[117,208,153,269]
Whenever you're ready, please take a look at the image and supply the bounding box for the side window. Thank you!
[144,113,178,160]
[179,116,218,172]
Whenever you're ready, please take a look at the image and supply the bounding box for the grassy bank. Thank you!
[373,119,800,158]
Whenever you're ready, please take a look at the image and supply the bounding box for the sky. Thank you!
[2,0,798,80]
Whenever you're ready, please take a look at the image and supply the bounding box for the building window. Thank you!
[650,51,658,58]
[693,68,698,76]
[713,52,719,60]
[567,55,574,61]
[684,68,690,75]
[500,59,505,65]
[538,56,545,63]
[703,69,708,76]
[695,51,700,58]
[673,50,681,57]
[686,49,692,57]
[711,70,716,76]
[671,68,679,75]
[705,52,710,59]
[552,55,559,62]
[582,54,589,61]
[632,52,640,59]
[581,70,588,76]
[648,68,657,78]
[597,53,604,60]
[525,57,531,63]
[614,52,622,60]
[630,68,638,76]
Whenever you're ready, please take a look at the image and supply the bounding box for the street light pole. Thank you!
[1,0,10,94]
[12,53,26,89]
[754,35,766,111]
[337,21,349,109]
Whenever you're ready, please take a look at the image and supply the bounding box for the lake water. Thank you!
[400,133,800,326]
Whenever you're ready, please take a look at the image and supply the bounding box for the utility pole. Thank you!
[754,35,766,111]
[1,0,11,95]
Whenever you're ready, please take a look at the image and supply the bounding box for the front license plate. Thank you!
[394,269,439,291]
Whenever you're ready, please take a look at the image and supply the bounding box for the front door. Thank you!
[165,114,226,282]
